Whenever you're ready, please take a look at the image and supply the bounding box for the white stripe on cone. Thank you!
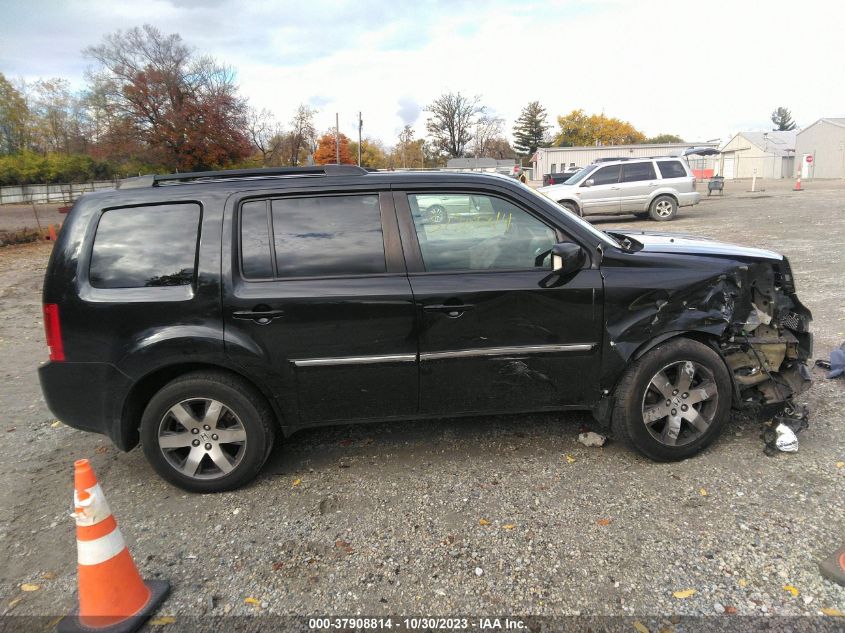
[77,529,127,566]
[73,484,112,526]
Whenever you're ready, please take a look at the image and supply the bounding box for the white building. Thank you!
[718,131,796,179]
[532,142,719,178]
[794,118,845,179]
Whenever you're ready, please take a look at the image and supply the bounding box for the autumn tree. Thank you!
[28,78,89,155]
[349,138,389,169]
[554,109,646,147]
[313,131,354,164]
[246,107,281,165]
[512,101,550,156]
[84,24,251,171]
[285,104,317,166]
[0,73,30,155]
[483,137,517,160]
[425,92,485,158]
[472,115,504,158]
[771,107,796,131]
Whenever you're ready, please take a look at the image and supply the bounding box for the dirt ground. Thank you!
[0,183,843,630]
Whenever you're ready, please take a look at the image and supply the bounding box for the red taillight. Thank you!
[43,303,65,361]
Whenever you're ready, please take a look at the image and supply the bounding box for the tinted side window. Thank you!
[89,203,200,289]
[240,200,274,279]
[409,193,556,272]
[271,195,385,278]
[621,162,657,182]
[587,165,621,186]
[657,160,688,178]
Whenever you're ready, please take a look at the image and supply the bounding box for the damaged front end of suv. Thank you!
[596,231,813,443]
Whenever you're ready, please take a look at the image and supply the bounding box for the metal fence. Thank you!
[0,180,120,205]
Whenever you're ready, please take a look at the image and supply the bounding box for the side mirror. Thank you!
[551,242,585,274]
[582,179,594,187]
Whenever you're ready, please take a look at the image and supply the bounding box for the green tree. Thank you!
[425,92,485,158]
[0,73,30,155]
[512,101,550,155]
[771,107,796,131]
[554,109,646,147]
[645,133,684,144]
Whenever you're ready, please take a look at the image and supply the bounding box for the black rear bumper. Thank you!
[38,361,135,449]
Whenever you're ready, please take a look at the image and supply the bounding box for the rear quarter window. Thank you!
[656,161,688,179]
[89,203,201,289]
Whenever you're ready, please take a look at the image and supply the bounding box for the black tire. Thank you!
[610,338,732,461]
[140,371,276,493]
[649,195,678,221]
[427,204,448,224]
[633,212,650,219]
[559,200,582,217]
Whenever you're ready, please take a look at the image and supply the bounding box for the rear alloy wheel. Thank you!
[611,338,731,461]
[649,195,678,221]
[141,371,275,492]
[427,204,447,224]
[559,201,583,217]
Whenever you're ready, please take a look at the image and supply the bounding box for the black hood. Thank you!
[611,230,782,261]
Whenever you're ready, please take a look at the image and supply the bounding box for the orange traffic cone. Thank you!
[48,224,58,241]
[819,544,845,587]
[793,175,803,191]
[58,459,169,633]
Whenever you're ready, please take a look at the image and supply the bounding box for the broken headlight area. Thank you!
[720,260,813,449]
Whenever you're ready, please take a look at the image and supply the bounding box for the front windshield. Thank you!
[515,179,621,249]
[564,165,595,185]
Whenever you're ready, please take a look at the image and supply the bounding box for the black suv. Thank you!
[39,166,812,492]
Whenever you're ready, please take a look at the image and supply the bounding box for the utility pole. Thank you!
[335,112,340,164]
[358,112,363,167]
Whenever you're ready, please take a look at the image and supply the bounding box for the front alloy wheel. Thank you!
[641,361,719,447]
[611,338,731,461]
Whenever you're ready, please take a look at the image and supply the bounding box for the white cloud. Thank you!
[1,0,843,147]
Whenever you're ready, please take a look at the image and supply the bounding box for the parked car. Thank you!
[542,168,581,187]
[537,157,700,221]
[39,166,812,492]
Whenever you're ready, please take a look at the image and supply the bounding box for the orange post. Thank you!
[48,224,58,241]
[58,459,170,633]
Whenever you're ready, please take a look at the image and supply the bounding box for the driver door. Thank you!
[580,164,622,214]
[395,190,603,416]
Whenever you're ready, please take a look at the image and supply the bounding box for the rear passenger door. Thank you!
[579,165,621,214]
[223,190,418,425]
[619,161,658,212]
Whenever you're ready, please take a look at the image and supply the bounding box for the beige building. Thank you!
[718,131,795,179]
[532,142,719,178]
[794,118,845,179]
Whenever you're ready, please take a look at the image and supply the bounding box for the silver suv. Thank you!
[537,157,701,221]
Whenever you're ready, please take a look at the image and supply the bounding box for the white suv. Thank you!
[537,157,701,221]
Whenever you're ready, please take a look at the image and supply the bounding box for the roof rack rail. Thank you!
[117,165,367,189]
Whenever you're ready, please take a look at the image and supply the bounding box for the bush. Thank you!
[0,151,116,185]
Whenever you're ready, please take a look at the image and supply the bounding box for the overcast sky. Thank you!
[1,0,842,148]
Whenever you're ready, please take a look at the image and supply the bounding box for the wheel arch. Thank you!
[630,330,741,405]
[650,191,679,206]
[117,362,286,451]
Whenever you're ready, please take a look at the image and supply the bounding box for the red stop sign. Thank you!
[806,155,814,163]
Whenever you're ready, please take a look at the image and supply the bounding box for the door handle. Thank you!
[233,307,285,324]
[648,182,659,187]
[424,303,475,317]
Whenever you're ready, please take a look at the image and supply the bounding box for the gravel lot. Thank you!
[0,182,843,629]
